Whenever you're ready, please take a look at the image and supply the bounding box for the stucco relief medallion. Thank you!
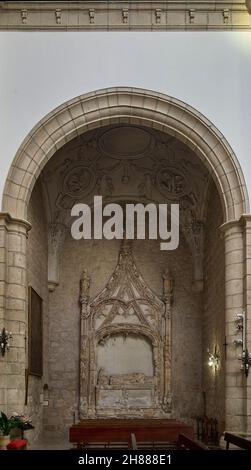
[156,167,187,199]
[63,165,95,198]
[98,126,155,160]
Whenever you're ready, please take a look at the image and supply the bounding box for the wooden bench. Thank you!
[69,419,194,449]
[224,432,251,450]
[177,433,209,450]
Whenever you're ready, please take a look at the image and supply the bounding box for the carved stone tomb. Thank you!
[79,239,173,418]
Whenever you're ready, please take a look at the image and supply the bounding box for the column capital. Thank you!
[239,214,251,229]
[0,212,31,234]
[220,219,243,235]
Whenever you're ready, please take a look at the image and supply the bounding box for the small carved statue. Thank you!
[162,268,173,302]
[97,368,109,386]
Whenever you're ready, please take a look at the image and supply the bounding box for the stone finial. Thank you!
[122,9,128,24]
[55,9,62,25]
[155,9,162,24]
[21,9,28,24]
[89,9,95,24]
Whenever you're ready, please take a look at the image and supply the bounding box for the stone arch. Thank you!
[2,87,249,221]
[95,324,160,348]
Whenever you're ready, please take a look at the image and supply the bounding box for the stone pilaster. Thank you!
[221,220,246,433]
[0,213,31,415]
[241,215,251,434]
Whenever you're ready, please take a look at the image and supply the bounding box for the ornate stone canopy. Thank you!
[79,237,173,418]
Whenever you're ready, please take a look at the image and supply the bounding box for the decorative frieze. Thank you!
[0,2,250,31]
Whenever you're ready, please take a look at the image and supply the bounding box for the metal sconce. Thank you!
[233,312,251,377]
[207,346,220,370]
[0,327,12,356]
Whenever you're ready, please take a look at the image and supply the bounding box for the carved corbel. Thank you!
[21,9,28,24]
[223,9,229,24]
[55,9,62,25]
[155,9,162,24]
[189,9,195,24]
[89,9,95,24]
[122,9,128,24]
[47,223,66,291]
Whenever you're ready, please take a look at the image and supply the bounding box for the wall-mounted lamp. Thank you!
[233,311,251,377]
[207,346,220,370]
[0,327,12,356]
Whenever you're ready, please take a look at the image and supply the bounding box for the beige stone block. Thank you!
[13,253,26,269]
[0,281,5,296]
[0,247,7,263]
[6,347,25,363]
[225,375,237,387]
[225,279,243,295]
[2,195,18,217]
[225,414,245,433]
[9,363,22,375]
[225,360,243,374]
[6,295,25,310]
[7,388,25,406]
[0,388,6,406]
[226,386,244,399]
[16,200,27,220]
[16,153,32,171]
[7,375,25,389]
[226,398,245,416]
[8,267,24,285]
[0,307,4,319]
[236,374,245,387]
[246,259,251,276]
[226,294,243,309]
[7,284,26,300]
[225,238,243,253]
[11,334,25,349]
[0,262,6,281]
[8,233,22,252]
[5,320,20,334]
[0,230,6,248]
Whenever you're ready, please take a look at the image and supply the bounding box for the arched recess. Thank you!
[2,87,249,222]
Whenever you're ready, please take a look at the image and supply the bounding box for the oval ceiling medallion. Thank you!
[98,126,154,159]
[63,166,95,198]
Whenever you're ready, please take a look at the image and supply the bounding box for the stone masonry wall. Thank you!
[26,182,49,442]
[203,185,225,429]
[44,234,203,435]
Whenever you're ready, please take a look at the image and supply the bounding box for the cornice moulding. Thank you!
[0,1,250,31]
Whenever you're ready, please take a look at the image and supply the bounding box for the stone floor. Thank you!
[29,434,70,450]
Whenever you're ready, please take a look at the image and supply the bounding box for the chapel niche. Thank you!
[79,238,173,418]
